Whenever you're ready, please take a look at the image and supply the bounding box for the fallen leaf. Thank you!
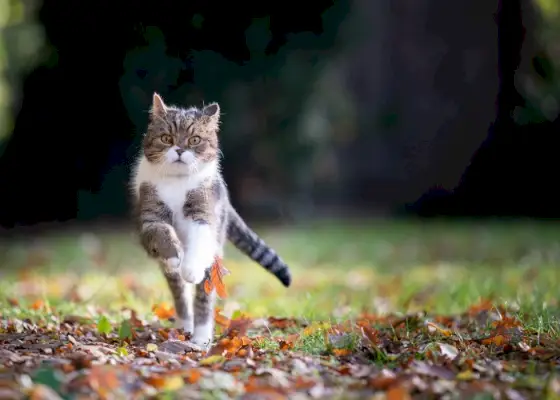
[88,366,120,397]
[199,355,226,366]
[426,321,453,336]
[116,346,128,356]
[146,374,184,391]
[437,342,459,360]
[481,334,508,346]
[369,370,397,390]
[30,299,45,310]
[185,368,202,384]
[456,369,478,381]
[152,302,175,320]
[386,385,412,400]
[215,308,230,328]
[332,348,351,357]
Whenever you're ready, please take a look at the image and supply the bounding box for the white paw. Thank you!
[161,248,184,274]
[191,323,214,349]
[175,318,193,334]
[191,333,212,349]
[180,261,208,284]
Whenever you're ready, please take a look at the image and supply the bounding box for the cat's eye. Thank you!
[188,136,202,146]
[160,134,173,144]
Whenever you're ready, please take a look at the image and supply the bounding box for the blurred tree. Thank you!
[515,0,560,124]
[0,0,44,152]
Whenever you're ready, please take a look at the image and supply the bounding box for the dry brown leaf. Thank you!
[203,257,229,298]
[268,317,298,329]
[386,385,412,400]
[332,348,351,357]
[88,366,120,397]
[481,334,509,346]
[215,308,230,328]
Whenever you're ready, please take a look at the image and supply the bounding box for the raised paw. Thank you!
[160,247,184,275]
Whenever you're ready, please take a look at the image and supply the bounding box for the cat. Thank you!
[130,93,292,348]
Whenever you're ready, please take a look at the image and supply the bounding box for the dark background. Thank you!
[0,0,558,233]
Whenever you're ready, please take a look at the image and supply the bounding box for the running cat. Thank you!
[130,93,291,348]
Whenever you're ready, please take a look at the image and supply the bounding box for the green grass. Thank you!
[1,218,560,336]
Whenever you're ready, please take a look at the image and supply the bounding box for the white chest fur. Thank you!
[132,156,218,231]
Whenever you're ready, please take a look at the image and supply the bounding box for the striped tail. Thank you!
[226,207,292,287]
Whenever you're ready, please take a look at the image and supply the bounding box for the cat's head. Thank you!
[143,93,221,174]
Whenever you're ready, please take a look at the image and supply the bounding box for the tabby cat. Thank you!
[130,93,291,348]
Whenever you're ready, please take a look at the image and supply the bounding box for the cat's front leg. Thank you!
[140,222,184,272]
[180,188,217,285]
[137,183,184,271]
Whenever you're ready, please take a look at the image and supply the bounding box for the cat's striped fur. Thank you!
[131,93,291,348]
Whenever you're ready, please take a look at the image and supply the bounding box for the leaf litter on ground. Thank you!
[1,297,560,399]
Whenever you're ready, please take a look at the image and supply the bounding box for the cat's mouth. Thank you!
[173,159,186,164]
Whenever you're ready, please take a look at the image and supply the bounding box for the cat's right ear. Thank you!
[150,93,167,118]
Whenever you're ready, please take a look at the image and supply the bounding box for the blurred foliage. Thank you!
[0,0,44,146]
[120,3,351,214]
[515,0,560,124]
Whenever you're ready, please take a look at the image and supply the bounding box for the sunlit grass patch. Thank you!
[1,219,560,329]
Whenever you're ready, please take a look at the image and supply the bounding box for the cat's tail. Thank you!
[226,207,292,287]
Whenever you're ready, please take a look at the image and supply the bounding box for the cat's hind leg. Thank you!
[191,279,216,349]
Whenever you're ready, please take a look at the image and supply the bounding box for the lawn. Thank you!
[1,218,560,399]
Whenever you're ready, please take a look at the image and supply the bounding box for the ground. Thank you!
[1,218,560,399]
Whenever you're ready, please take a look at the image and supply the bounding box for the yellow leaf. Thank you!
[199,355,225,366]
[146,374,184,391]
[163,375,184,391]
[456,370,476,381]
[303,322,330,336]
[426,322,452,337]
[146,343,158,352]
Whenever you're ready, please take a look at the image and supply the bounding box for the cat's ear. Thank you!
[150,93,167,118]
[202,102,220,121]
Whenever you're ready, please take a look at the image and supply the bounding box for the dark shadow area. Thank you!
[0,0,558,232]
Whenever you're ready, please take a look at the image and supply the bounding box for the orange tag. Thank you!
[204,257,230,298]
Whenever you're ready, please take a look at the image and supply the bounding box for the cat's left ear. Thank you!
[202,102,220,123]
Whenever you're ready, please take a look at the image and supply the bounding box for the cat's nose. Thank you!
[175,148,185,155]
